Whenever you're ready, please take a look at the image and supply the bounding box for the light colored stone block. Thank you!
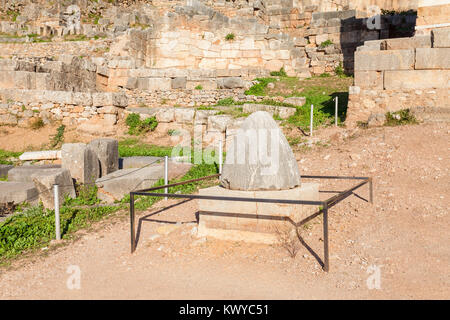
[415,48,450,69]
[197,183,320,244]
[61,143,100,184]
[19,150,61,161]
[384,70,450,89]
[432,27,450,48]
[88,138,119,178]
[354,71,384,89]
[31,168,76,209]
[0,181,38,205]
[355,50,415,71]
[174,108,195,124]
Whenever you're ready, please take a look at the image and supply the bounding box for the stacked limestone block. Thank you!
[346,27,450,127]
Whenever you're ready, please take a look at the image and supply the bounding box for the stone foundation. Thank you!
[197,183,320,244]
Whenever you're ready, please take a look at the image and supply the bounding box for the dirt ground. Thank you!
[0,122,448,299]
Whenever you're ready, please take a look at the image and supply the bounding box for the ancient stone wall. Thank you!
[0,89,127,127]
[346,27,450,126]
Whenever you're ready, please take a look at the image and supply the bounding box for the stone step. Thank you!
[7,165,62,183]
[0,181,38,204]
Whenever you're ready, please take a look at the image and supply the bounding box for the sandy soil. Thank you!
[0,122,448,299]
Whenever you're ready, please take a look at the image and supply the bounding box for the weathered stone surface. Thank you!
[31,168,76,209]
[384,70,450,89]
[354,71,384,89]
[171,77,187,89]
[19,150,61,161]
[0,165,13,177]
[96,162,191,203]
[156,108,175,123]
[174,108,195,124]
[119,156,162,169]
[355,50,415,71]
[88,139,119,178]
[283,96,306,106]
[432,27,450,48]
[207,115,233,133]
[383,35,431,50]
[0,181,38,204]
[197,183,320,244]
[415,48,450,69]
[7,165,62,182]
[61,143,100,184]
[221,111,301,191]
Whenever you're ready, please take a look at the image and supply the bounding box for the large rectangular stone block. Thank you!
[383,35,431,50]
[61,143,100,184]
[197,184,320,244]
[415,48,450,69]
[355,50,415,71]
[88,138,119,178]
[432,27,450,48]
[7,165,62,182]
[354,71,384,89]
[384,70,450,89]
[31,168,76,209]
[0,181,38,204]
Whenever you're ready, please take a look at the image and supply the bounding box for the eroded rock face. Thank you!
[220,111,301,191]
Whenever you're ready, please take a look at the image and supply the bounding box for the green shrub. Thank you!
[50,125,65,148]
[319,73,331,78]
[270,67,288,77]
[244,78,276,96]
[216,97,235,106]
[319,40,333,48]
[225,33,235,41]
[0,149,21,165]
[195,85,203,90]
[125,113,158,135]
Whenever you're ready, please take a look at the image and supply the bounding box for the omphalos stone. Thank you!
[220,111,301,191]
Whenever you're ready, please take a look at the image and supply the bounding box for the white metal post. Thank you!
[218,140,223,175]
[53,184,61,240]
[164,156,169,201]
[310,104,314,137]
[335,96,338,127]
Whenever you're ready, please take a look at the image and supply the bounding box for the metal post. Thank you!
[369,177,374,204]
[53,184,61,240]
[310,104,314,137]
[130,193,135,253]
[335,96,338,127]
[164,156,169,201]
[323,203,329,272]
[218,140,223,175]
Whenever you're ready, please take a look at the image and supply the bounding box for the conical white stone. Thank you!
[220,111,301,191]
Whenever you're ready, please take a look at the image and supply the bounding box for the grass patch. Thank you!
[216,107,250,119]
[245,78,276,96]
[49,125,66,148]
[385,109,417,126]
[194,85,203,90]
[216,97,235,106]
[0,149,21,165]
[118,138,174,157]
[270,67,288,77]
[125,113,158,135]
[0,160,219,262]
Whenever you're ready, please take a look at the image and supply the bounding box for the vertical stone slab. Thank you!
[31,168,76,209]
[61,143,100,184]
[88,138,119,177]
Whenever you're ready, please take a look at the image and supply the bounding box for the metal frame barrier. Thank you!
[130,174,373,272]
